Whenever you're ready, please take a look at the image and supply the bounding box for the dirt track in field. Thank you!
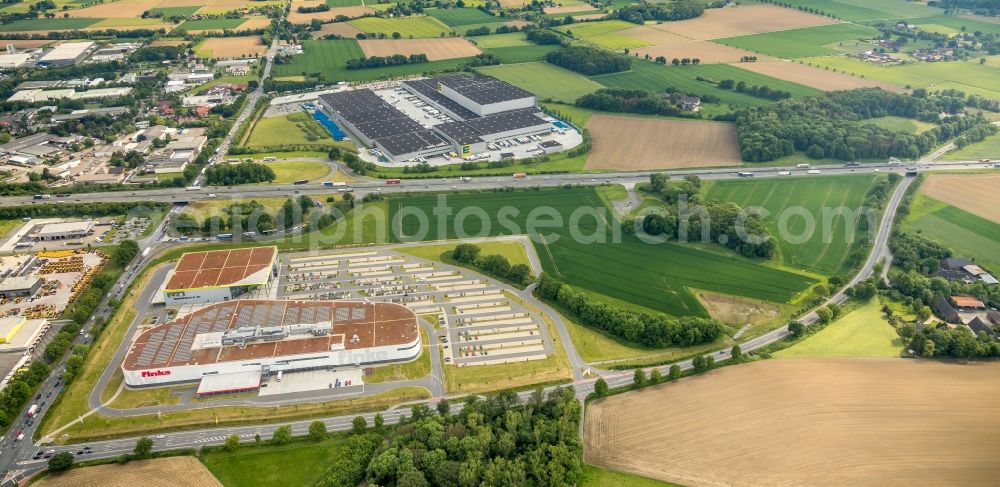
[920,174,1000,223]
[648,4,835,40]
[635,40,776,64]
[585,115,742,170]
[544,5,597,14]
[585,358,1000,487]
[731,61,906,92]
[36,456,222,487]
[358,38,481,61]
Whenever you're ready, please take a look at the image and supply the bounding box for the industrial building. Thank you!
[0,276,43,299]
[316,74,555,162]
[0,53,31,70]
[162,247,278,306]
[121,300,421,389]
[33,221,95,241]
[37,41,94,66]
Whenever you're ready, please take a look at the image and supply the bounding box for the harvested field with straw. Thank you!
[316,21,364,38]
[634,40,776,64]
[36,456,222,487]
[730,60,906,92]
[585,358,1000,487]
[288,6,374,24]
[585,115,742,170]
[648,4,836,40]
[543,5,598,14]
[920,174,1000,224]
[358,38,481,61]
[619,26,690,45]
[67,0,160,18]
[238,17,272,30]
[197,36,267,59]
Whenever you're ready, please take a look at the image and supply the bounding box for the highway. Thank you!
[3,160,994,207]
[0,156,989,482]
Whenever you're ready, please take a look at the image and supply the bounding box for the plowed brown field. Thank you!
[585,115,742,169]
[920,174,1000,223]
[648,4,835,40]
[36,456,222,487]
[585,358,1000,487]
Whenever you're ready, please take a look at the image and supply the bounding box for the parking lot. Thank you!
[277,246,553,367]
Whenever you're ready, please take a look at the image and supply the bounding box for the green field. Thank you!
[387,187,816,317]
[777,0,940,21]
[272,39,472,82]
[587,31,653,50]
[202,436,345,486]
[247,112,343,148]
[715,23,879,59]
[803,55,1000,101]
[398,240,533,269]
[705,174,878,276]
[0,17,98,31]
[176,18,248,31]
[910,14,1000,36]
[905,194,1000,273]
[556,19,635,37]
[263,161,331,183]
[943,132,1000,161]
[774,301,904,358]
[487,44,560,63]
[476,62,605,102]
[470,32,531,48]
[592,60,822,106]
[865,115,937,134]
[581,465,686,487]
[349,15,452,38]
[426,7,497,27]
[151,6,200,17]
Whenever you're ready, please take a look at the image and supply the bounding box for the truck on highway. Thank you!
[778,171,792,176]
[242,232,255,239]
[186,186,201,191]
[293,179,309,185]
[33,194,51,200]
[795,163,810,168]
[217,233,234,241]
[460,177,471,182]
[807,169,822,175]
[737,172,754,178]
[322,181,346,187]
[141,247,151,258]
[276,370,283,382]
[15,431,23,442]
[512,172,527,179]
[208,193,217,198]
[262,157,277,162]
[385,179,401,184]
[26,404,38,417]
[980,158,991,163]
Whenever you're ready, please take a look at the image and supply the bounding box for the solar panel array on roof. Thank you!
[319,90,422,141]
[435,108,547,145]
[375,129,449,157]
[403,78,480,120]
[436,74,534,105]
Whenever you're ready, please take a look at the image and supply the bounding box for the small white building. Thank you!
[34,220,95,241]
